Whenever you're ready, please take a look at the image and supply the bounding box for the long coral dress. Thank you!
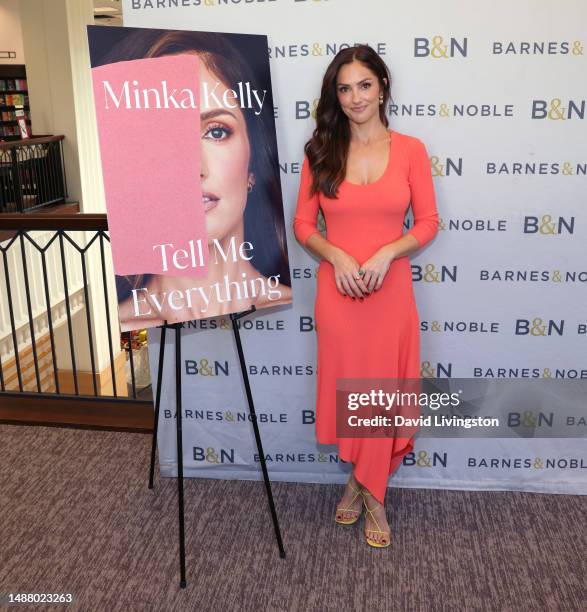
[293,130,439,504]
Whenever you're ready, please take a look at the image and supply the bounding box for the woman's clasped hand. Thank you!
[330,245,395,298]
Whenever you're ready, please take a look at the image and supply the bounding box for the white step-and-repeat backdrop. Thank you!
[125,0,587,494]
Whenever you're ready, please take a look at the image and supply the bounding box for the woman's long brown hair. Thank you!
[304,45,392,198]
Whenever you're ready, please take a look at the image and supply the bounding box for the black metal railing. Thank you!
[0,214,152,403]
[0,135,68,213]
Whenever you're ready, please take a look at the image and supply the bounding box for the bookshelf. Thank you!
[0,65,31,140]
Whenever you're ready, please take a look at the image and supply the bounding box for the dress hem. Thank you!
[317,434,415,505]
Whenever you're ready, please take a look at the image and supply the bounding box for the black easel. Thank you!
[148,307,285,589]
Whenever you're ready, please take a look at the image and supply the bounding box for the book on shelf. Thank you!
[15,106,30,139]
[0,79,26,92]
[0,125,19,137]
[0,65,31,139]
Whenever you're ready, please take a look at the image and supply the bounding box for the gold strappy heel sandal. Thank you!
[361,490,391,548]
[334,478,363,525]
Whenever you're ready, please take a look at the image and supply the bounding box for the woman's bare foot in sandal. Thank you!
[334,472,363,524]
[362,490,391,547]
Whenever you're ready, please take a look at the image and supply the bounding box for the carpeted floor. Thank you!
[0,424,584,612]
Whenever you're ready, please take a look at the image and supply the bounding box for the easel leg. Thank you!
[230,309,286,559]
[174,323,187,588]
[149,323,167,489]
[147,322,187,588]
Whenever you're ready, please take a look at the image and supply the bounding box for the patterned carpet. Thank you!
[0,424,584,611]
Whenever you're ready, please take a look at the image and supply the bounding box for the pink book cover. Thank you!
[91,54,208,279]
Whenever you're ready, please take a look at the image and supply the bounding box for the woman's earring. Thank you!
[247,175,255,193]
[379,94,384,105]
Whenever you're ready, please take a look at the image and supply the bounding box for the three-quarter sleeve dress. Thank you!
[293,130,439,504]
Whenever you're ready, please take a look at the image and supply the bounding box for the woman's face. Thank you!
[198,61,252,242]
[335,60,383,125]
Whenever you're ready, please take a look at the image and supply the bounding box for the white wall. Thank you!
[0,0,25,64]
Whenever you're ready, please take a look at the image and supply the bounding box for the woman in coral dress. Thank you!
[293,45,438,548]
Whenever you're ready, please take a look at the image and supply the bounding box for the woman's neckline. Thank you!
[343,129,394,187]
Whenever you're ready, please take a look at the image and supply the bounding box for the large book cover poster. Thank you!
[87,26,292,332]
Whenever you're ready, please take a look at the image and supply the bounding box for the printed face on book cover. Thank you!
[90,27,291,331]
